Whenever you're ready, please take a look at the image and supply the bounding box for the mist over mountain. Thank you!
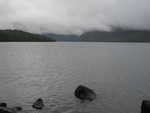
[44,33,81,42]
[0,0,150,42]
[80,29,150,42]
[43,28,150,42]
[0,0,150,35]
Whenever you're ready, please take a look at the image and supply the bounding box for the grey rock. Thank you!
[141,100,150,113]
[74,85,96,102]
[32,98,44,110]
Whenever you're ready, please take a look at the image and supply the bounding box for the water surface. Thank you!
[0,42,150,113]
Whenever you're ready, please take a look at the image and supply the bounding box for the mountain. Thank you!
[80,29,150,42]
[44,33,81,42]
[0,30,55,42]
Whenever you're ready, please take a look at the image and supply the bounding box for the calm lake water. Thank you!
[0,42,150,113]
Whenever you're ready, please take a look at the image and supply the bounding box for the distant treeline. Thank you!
[80,29,150,42]
[0,30,55,42]
[1,29,150,42]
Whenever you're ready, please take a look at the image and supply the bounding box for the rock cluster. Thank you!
[2,87,150,113]
[0,85,97,112]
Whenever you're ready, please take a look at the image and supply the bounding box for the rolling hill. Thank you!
[0,30,55,42]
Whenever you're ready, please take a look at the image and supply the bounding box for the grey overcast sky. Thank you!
[0,0,150,34]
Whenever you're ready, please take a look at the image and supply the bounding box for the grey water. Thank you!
[0,42,150,113]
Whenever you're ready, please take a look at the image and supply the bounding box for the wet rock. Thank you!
[141,100,150,113]
[32,98,44,110]
[74,85,96,102]
[0,103,7,107]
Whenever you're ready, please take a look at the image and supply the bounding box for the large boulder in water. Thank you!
[32,98,44,110]
[141,100,150,113]
[74,85,96,102]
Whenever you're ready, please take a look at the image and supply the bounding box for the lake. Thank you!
[0,42,150,113]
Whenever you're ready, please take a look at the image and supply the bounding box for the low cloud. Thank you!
[0,0,150,34]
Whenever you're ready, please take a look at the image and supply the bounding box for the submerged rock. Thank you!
[13,106,23,112]
[0,107,16,113]
[141,100,150,113]
[0,103,22,113]
[32,98,44,110]
[74,85,96,102]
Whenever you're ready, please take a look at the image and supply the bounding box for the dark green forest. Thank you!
[0,30,55,42]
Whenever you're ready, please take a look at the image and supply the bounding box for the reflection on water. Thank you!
[0,42,150,113]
